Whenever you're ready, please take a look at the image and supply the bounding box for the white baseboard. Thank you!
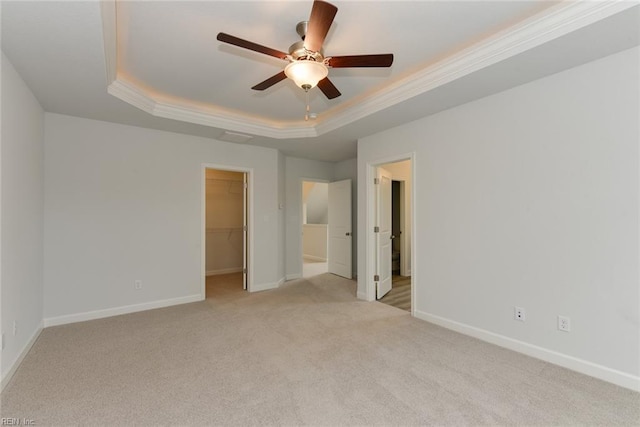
[43,294,203,327]
[356,291,368,300]
[302,254,327,262]
[1,321,43,392]
[206,267,243,276]
[285,273,301,281]
[414,310,640,392]
[250,279,282,292]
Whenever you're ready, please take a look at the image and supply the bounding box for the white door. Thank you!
[328,179,352,278]
[376,168,393,299]
[242,173,248,290]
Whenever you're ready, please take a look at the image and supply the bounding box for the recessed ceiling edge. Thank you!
[100,0,632,140]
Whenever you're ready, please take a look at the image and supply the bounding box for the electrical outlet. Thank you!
[558,315,571,332]
[514,306,526,321]
[12,320,17,336]
[134,280,142,290]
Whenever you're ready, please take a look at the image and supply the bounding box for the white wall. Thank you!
[284,157,334,279]
[43,113,281,323]
[358,47,639,388]
[1,53,45,385]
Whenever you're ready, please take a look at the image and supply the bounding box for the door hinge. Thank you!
[374,274,380,282]
[243,268,247,274]
[244,183,248,189]
[374,178,379,185]
[374,226,379,233]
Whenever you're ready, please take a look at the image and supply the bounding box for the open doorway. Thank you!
[302,180,329,277]
[299,178,353,279]
[375,160,412,312]
[204,168,248,298]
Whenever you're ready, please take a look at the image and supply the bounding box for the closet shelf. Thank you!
[206,178,245,194]
[206,178,243,183]
[206,227,244,233]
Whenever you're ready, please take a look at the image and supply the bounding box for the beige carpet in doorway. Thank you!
[302,256,328,278]
[1,273,638,425]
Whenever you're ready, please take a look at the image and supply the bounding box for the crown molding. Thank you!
[316,0,636,135]
[152,100,317,139]
[107,79,318,139]
[101,0,635,140]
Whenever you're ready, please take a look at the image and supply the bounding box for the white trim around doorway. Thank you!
[201,164,254,299]
[298,177,330,279]
[364,153,417,317]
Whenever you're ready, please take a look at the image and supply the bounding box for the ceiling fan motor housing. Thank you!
[289,22,325,62]
[289,40,325,62]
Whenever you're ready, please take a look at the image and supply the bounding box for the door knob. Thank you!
[390,235,396,239]
[345,232,351,236]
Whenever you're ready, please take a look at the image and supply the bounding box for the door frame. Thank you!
[365,153,416,314]
[201,164,254,299]
[298,178,330,277]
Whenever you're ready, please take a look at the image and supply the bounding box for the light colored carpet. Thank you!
[1,273,638,426]
[302,257,328,278]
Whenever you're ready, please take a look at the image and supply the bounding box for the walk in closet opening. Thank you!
[204,168,248,297]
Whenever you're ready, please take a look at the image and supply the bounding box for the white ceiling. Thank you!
[2,1,639,162]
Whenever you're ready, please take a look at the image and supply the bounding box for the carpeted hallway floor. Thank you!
[1,273,638,425]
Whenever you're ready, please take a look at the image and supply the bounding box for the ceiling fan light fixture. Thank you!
[217,0,393,100]
[284,60,328,90]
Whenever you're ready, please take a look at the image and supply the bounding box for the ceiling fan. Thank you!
[216,0,393,101]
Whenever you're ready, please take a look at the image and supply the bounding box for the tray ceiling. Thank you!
[2,1,638,160]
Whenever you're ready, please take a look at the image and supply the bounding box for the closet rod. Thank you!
[206,178,243,183]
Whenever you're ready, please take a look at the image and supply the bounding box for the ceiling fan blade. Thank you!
[252,71,287,91]
[217,33,288,60]
[304,0,338,53]
[317,77,341,99]
[327,54,394,68]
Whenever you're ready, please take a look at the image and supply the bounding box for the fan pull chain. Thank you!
[304,89,310,121]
